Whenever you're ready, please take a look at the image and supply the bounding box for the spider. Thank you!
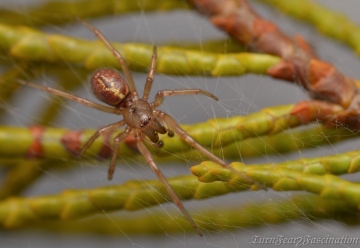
[19,19,256,236]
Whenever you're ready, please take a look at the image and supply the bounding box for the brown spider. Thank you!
[19,19,256,236]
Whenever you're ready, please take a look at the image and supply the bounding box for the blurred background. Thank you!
[1,0,360,247]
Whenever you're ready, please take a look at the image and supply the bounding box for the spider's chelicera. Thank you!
[19,19,256,236]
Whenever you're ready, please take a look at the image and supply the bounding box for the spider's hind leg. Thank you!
[108,127,132,180]
[79,120,126,158]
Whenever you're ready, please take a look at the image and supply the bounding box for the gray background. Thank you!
[1,0,360,247]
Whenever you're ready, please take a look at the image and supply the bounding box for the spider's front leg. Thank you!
[155,110,260,188]
[152,89,219,108]
[135,134,203,236]
[142,46,157,101]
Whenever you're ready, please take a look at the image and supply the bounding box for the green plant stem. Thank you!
[0,104,358,160]
[0,62,36,105]
[0,175,199,228]
[191,161,360,205]
[0,23,279,75]
[0,160,45,199]
[25,195,360,235]
[2,147,360,229]
[0,67,87,199]
[0,0,188,26]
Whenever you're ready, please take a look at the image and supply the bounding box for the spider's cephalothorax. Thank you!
[19,19,258,236]
[121,99,168,145]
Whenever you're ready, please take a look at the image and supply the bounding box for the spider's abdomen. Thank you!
[91,68,129,106]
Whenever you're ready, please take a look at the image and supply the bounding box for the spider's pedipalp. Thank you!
[143,126,159,143]
[149,117,167,134]
[156,140,164,148]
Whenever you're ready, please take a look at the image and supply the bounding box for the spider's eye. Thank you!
[91,68,130,106]
[140,116,151,127]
